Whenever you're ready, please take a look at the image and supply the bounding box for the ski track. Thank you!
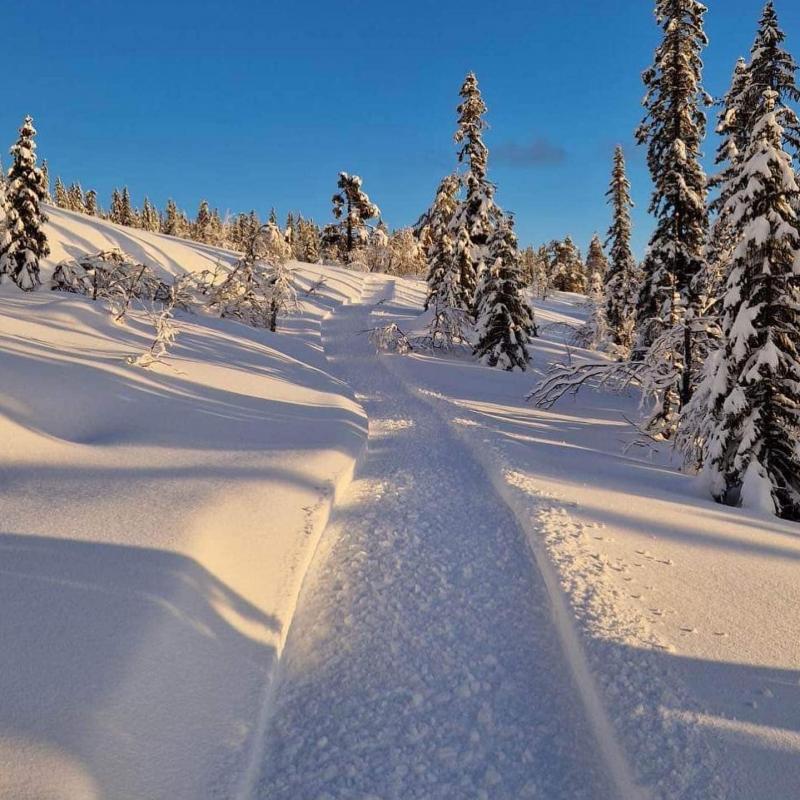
[255,277,619,800]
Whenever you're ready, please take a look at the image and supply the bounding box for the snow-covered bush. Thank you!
[127,276,191,369]
[51,248,170,322]
[207,223,297,331]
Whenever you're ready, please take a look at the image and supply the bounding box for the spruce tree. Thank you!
[120,187,136,227]
[162,199,180,236]
[109,188,123,223]
[550,237,585,293]
[68,182,86,213]
[195,199,213,243]
[41,160,51,203]
[604,146,638,351]
[422,174,460,308]
[740,1,800,158]
[54,176,69,209]
[449,72,498,307]
[585,234,607,300]
[473,216,535,371]
[85,189,99,217]
[0,116,49,291]
[635,0,709,429]
[702,89,800,519]
[706,57,750,304]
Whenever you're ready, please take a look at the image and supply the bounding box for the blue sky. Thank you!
[8,0,800,256]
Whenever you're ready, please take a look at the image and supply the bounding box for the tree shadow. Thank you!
[0,304,366,452]
[597,639,800,798]
[0,531,281,799]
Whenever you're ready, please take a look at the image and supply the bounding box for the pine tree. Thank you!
[427,229,471,349]
[635,0,709,431]
[474,217,535,370]
[604,146,638,351]
[330,172,380,262]
[449,72,499,308]
[296,218,320,263]
[54,176,69,209]
[579,234,610,350]
[701,89,800,519]
[422,174,461,308]
[0,116,49,290]
[0,177,11,271]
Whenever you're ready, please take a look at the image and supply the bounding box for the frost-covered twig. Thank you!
[527,360,640,408]
[127,276,190,369]
[367,323,414,354]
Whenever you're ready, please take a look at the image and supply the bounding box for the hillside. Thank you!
[1,207,798,799]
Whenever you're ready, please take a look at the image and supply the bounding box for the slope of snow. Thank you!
[1,208,370,799]
[254,277,632,800]
[4,207,799,799]
[377,279,800,800]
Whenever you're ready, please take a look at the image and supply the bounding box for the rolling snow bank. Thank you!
[376,279,800,800]
[0,207,368,799]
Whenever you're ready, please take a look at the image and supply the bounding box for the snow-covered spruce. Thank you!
[578,233,610,350]
[740,1,800,159]
[420,173,461,308]
[0,116,49,291]
[473,217,535,371]
[705,57,750,308]
[634,0,709,433]
[604,146,638,352]
[449,72,501,309]
[326,172,380,265]
[549,236,585,293]
[427,228,472,349]
[701,89,800,519]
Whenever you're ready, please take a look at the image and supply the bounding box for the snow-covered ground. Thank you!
[2,207,799,799]
[1,208,371,799]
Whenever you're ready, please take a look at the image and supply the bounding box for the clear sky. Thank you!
[8,0,800,257]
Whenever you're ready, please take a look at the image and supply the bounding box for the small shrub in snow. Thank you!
[52,248,169,322]
[369,323,413,354]
[207,223,297,332]
[127,276,191,369]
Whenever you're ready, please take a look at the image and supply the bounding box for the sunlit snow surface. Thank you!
[1,207,798,799]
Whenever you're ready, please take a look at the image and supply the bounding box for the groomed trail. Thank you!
[254,277,636,800]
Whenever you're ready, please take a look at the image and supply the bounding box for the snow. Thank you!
[370,280,800,799]
[1,207,369,799]
[2,206,800,799]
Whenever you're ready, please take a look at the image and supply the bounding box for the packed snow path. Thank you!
[254,277,619,799]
